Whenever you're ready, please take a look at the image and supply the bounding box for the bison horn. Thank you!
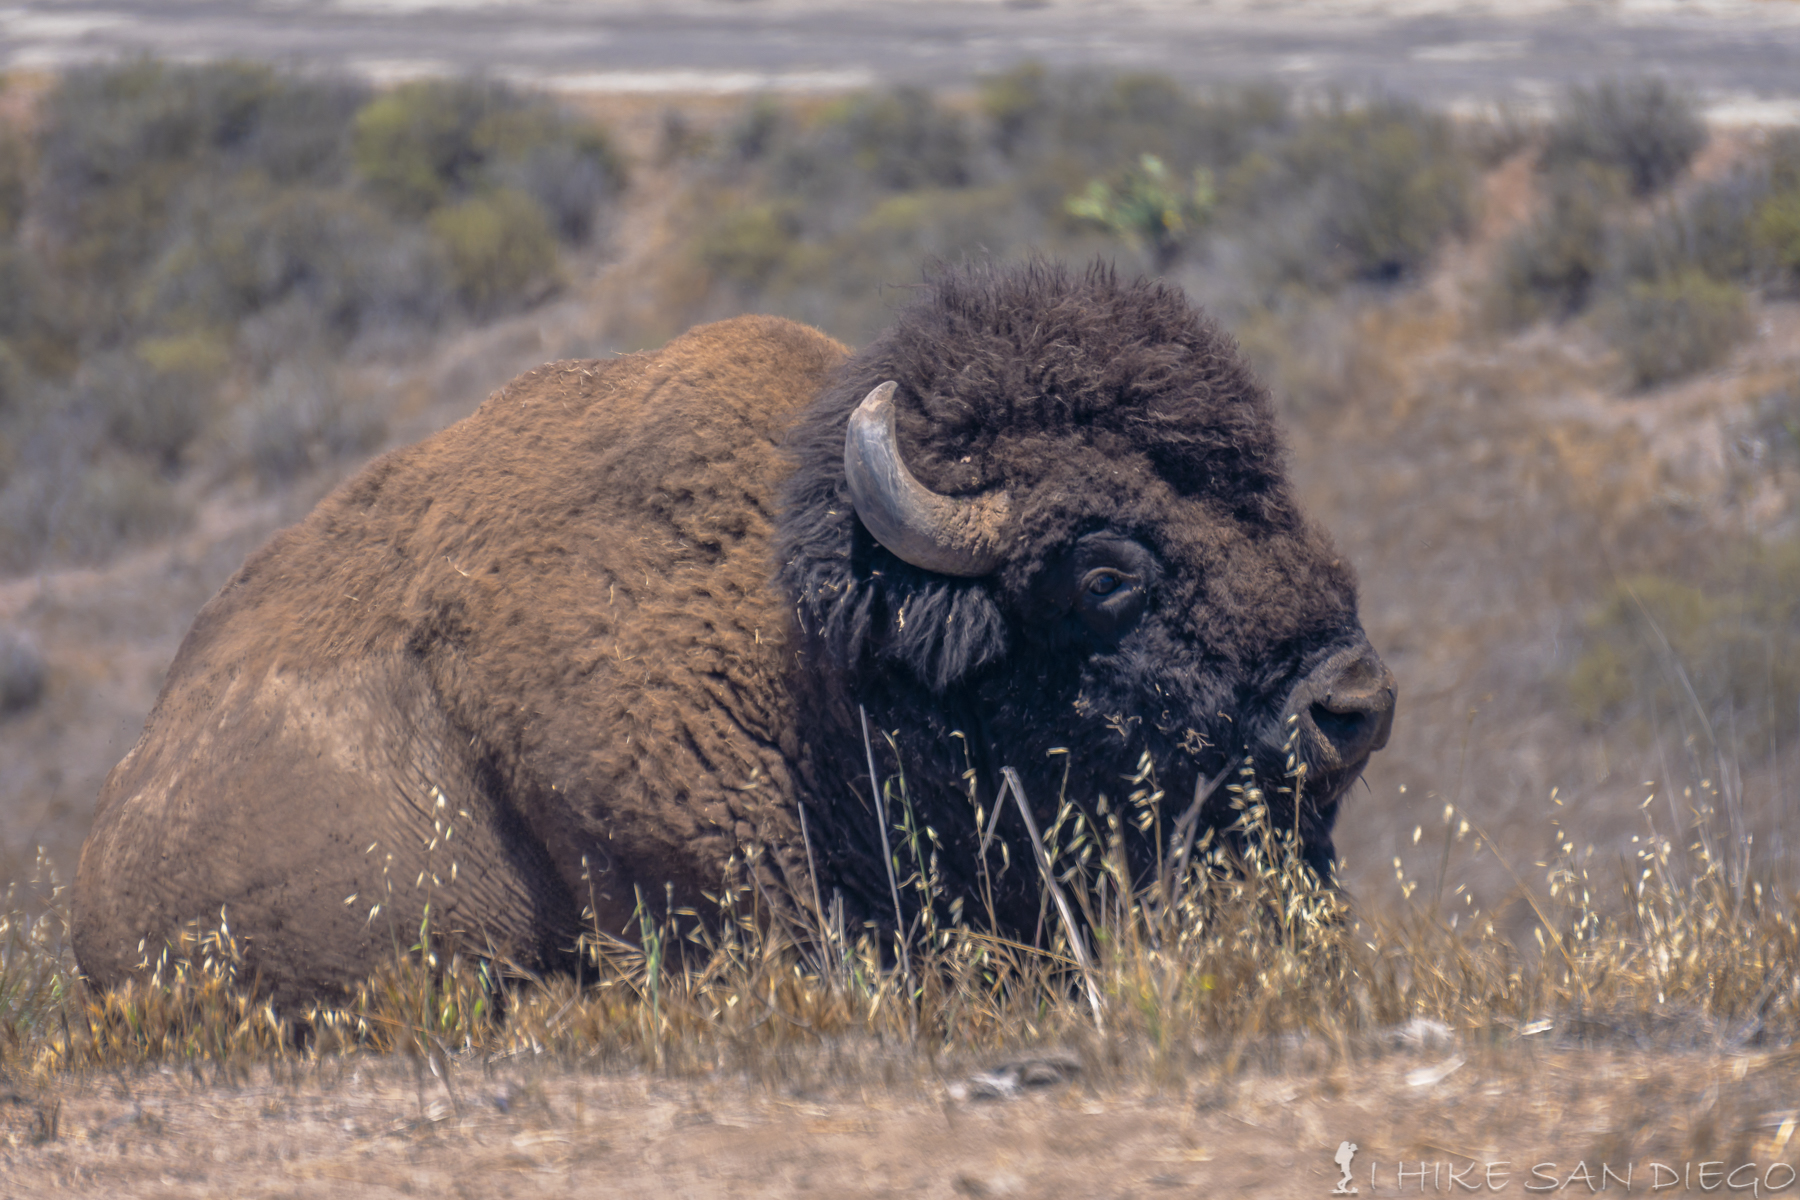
[844,381,1011,578]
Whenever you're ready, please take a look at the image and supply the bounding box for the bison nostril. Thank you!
[1292,644,1397,768]
[1309,700,1378,760]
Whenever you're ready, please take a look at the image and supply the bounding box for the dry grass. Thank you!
[4,755,1794,1085]
[3,767,1797,1194]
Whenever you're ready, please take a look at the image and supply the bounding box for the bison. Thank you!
[73,261,1395,1004]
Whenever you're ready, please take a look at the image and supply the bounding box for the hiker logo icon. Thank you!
[1333,1141,1359,1195]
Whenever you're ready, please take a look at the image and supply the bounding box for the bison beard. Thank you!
[73,261,1394,1005]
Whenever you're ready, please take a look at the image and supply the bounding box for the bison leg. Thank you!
[73,655,587,1009]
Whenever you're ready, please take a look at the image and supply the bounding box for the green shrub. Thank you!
[230,76,367,185]
[0,61,628,573]
[1754,189,1800,279]
[1570,552,1800,752]
[1602,269,1749,389]
[38,61,365,286]
[429,187,560,315]
[502,136,625,243]
[0,339,27,421]
[1458,102,1537,169]
[697,202,802,288]
[771,87,973,202]
[1741,376,1800,472]
[980,63,1286,175]
[58,455,189,559]
[1603,131,1800,294]
[745,186,1042,342]
[1218,100,1474,288]
[833,86,972,192]
[1618,172,1765,287]
[237,359,384,484]
[79,345,225,469]
[1064,154,1214,271]
[352,78,624,234]
[134,180,448,342]
[0,240,28,342]
[1540,79,1706,197]
[655,107,712,167]
[134,331,231,378]
[351,79,506,216]
[979,61,1052,160]
[0,244,43,360]
[721,96,790,164]
[0,126,29,238]
[1487,163,1624,327]
[0,443,188,569]
[1301,102,1474,282]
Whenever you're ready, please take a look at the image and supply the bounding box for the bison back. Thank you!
[73,315,848,1005]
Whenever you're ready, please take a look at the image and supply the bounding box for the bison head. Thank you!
[779,261,1394,920]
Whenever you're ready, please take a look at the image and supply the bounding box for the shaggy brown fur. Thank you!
[75,315,839,1001]
[74,261,1393,1004]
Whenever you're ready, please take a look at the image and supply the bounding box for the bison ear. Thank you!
[874,578,1009,692]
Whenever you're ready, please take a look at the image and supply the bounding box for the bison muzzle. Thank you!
[73,261,1395,1004]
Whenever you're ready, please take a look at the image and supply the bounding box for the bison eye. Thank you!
[1033,533,1158,644]
[1071,556,1152,640]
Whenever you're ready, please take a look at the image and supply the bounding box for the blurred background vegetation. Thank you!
[0,62,625,570]
[1,58,1798,930]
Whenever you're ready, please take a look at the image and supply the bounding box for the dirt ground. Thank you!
[2,1036,1797,1199]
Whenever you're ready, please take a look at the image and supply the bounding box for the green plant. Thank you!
[237,359,384,484]
[980,63,1286,176]
[1601,268,1749,389]
[696,202,802,288]
[1217,100,1474,289]
[1618,175,1765,289]
[1065,154,1215,271]
[767,87,974,205]
[1539,79,1706,198]
[1754,190,1800,279]
[80,345,224,469]
[38,61,363,287]
[351,78,623,233]
[134,180,447,343]
[502,135,625,243]
[721,96,790,165]
[726,186,1039,342]
[0,125,29,238]
[429,187,561,315]
[1298,102,1475,283]
[350,79,508,217]
[1487,163,1625,327]
[0,244,74,388]
[831,86,973,192]
[43,454,188,564]
[0,851,72,1051]
[1569,552,1800,752]
[979,60,1053,160]
[6,733,1799,1081]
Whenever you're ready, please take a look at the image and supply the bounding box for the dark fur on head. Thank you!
[778,260,1374,923]
[780,259,1309,691]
